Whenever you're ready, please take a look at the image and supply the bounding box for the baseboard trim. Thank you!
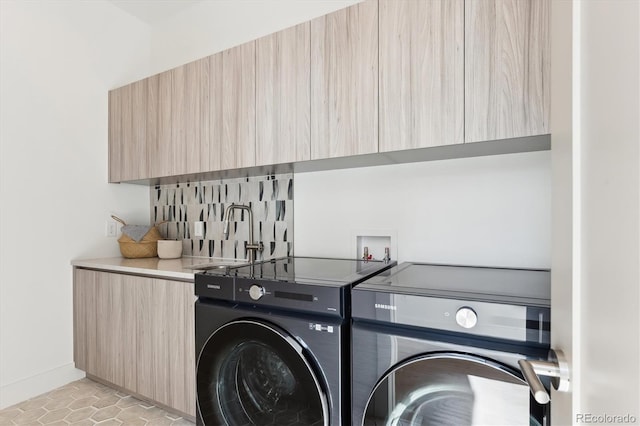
[0,363,85,410]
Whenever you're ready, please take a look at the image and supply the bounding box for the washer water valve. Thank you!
[383,247,391,263]
[363,246,372,260]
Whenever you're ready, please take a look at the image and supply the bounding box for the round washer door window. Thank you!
[197,319,329,426]
[363,353,543,426]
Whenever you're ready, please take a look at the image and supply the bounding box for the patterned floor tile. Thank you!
[0,378,194,425]
[65,406,97,423]
[38,407,71,424]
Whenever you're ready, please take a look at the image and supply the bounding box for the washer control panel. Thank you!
[234,278,344,316]
[248,284,266,301]
[455,307,478,329]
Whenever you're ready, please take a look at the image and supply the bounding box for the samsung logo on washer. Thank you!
[375,303,397,311]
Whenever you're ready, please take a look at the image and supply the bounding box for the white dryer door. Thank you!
[362,353,544,426]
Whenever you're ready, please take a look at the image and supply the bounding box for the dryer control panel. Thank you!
[352,262,551,345]
[352,290,550,345]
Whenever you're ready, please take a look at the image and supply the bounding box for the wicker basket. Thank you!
[112,215,164,259]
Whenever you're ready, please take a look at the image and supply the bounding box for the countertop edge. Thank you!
[71,258,196,282]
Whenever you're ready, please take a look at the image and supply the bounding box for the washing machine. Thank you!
[195,256,396,426]
[351,262,551,426]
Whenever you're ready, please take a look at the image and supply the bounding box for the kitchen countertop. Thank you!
[71,256,248,281]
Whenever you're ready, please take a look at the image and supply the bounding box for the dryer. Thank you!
[351,262,551,426]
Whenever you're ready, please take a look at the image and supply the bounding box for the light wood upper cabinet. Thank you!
[172,59,211,175]
[256,23,311,165]
[118,86,133,181]
[379,0,464,151]
[108,88,122,183]
[190,59,211,175]
[222,42,256,170]
[171,66,186,175]
[465,0,550,142]
[107,0,550,181]
[146,74,160,178]
[129,80,148,180]
[108,81,148,182]
[310,0,378,160]
[208,53,224,172]
[147,71,173,179]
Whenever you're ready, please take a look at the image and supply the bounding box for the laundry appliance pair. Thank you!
[195,258,551,426]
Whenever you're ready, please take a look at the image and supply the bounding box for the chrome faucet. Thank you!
[222,203,264,263]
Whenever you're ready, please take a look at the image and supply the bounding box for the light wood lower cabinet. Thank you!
[72,269,89,371]
[73,269,195,417]
[93,272,134,388]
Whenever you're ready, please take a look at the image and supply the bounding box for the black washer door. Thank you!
[197,319,329,426]
[363,353,543,426]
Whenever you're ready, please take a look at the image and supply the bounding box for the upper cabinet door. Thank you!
[208,52,223,172]
[128,80,148,180]
[310,0,378,160]
[109,80,148,182]
[172,60,212,176]
[108,87,123,183]
[183,58,211,175]
[379,0,464,151]
[465,0,550,142]
[147,71,173,179]
[222,42,256,170]
[256,23,311,166]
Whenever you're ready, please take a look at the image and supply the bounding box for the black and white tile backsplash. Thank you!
[151,174,293,260]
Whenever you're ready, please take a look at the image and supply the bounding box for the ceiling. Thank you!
[108,0,203,25]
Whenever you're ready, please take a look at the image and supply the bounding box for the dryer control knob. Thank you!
[456,307,478,329]
[249,284,265,301]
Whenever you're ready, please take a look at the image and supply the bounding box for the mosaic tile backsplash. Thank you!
[151,174,293,260]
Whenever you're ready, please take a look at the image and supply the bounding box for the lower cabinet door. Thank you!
[73,269,195,417]
[141,278,196,416]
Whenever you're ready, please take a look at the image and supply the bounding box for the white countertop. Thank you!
[71,256,248,281]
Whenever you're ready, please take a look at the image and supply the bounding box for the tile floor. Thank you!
[0,378,195,425]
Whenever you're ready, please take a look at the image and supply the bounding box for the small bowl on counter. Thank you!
[157,240,183,259]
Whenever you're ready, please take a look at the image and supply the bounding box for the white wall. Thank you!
[579,0,639,419]
[148,0,360,76]
[0,0,364,408]
[0,0,151,408]
[295,152,551,269]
